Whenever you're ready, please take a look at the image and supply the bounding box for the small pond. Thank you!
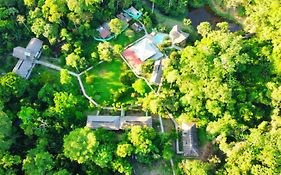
[187,6,242,32]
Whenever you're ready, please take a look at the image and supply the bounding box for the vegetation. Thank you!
[0,0,281,174]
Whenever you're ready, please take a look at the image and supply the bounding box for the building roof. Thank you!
[127,6,140,16]
[97,26,111,39]
[12,38,43,79]
[169,25,189,44]
[13,38,43,60]
[122,36,164,73]
[12,47,26,60]
[13,59,35,79]
[122,49,144,73]
[86,115,120,130]
[133,38,157,61]
[117,12,132,23]
[150,59,163,84]
[120,116,152,129]
[86,115,152,130]
[26,38,43,57]
[131,23,142,32]
[182,122,199,157]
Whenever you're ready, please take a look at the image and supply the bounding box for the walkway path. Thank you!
[35,60,105,108]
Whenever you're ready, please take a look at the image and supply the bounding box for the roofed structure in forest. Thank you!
[169,25,189,45]
[97,23,112,39]
[87,115,120,130]
[122,36,163,74]
[182,122,199,157]
[124,6,142,19]
[86,115,152,130]
[120,116,152,129]
[12,38,43,79]
[117,12,132,23]
[150,59,163,85]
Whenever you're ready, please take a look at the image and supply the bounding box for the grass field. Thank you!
[83,29,145,58]
[82,59,128,104]
[152,9,199,41]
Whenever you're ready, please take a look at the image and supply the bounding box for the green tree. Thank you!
[53,92,78,115]
[0,72,28,101]
[127,126,157,157]
[116,143,134,158]
[97,41,112,62]
[63,127,99,164]
[18,107,41,136]
[22,145,55,175]
[109,18,126,35]
[93,144,114,168]
[178,159,212,175]
[42,0,67,23]
[132,79,148,95]
[112,158,133,175]
[0,110,13,151]
[60,69,71,85]
[222,121,281,175]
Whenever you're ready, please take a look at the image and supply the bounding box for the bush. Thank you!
[86,75,95,84]
[125,29,135,38]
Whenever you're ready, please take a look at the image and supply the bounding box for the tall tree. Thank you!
[63,127,99,164]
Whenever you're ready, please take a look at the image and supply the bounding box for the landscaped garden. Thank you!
[82,58,134,105]
[83,28,145,58]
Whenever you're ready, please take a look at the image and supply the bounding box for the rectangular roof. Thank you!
[117,12,131,23]
[150,59,163,84]
[13,59,35,79]
[87,115,120,130]
[182,123,199,157]
[128,6,140,16]
[13,47,26,60]
[97,26,111,39]
[169,25,189,44]
[26,38,43,56]
[120,116,152,129]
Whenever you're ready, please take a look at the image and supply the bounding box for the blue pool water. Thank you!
[153,33,168,45]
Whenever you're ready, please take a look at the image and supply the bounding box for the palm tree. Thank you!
[17,15,30,32]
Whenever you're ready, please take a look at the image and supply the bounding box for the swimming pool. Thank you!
[153,33,168,45]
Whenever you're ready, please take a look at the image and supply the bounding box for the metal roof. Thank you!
[86,115,120,130]
[86,115,152,130]
[26,38,43,56]
[169,25,189,44]
[182,122,199,157]
[120,116,152,129]
[150,59,163,84]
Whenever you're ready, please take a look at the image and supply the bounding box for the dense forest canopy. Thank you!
[0,0,280,174]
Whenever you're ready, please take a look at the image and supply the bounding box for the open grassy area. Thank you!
[152,9,198,41]
[83,28,145,58]
[82,58,131,105]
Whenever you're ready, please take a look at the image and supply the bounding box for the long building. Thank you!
[12,38,43,79]
[86,115,152,130]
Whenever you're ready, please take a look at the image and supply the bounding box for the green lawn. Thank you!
[83,28,145,58]
[83,59,127,105]
[111,29,145,47]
